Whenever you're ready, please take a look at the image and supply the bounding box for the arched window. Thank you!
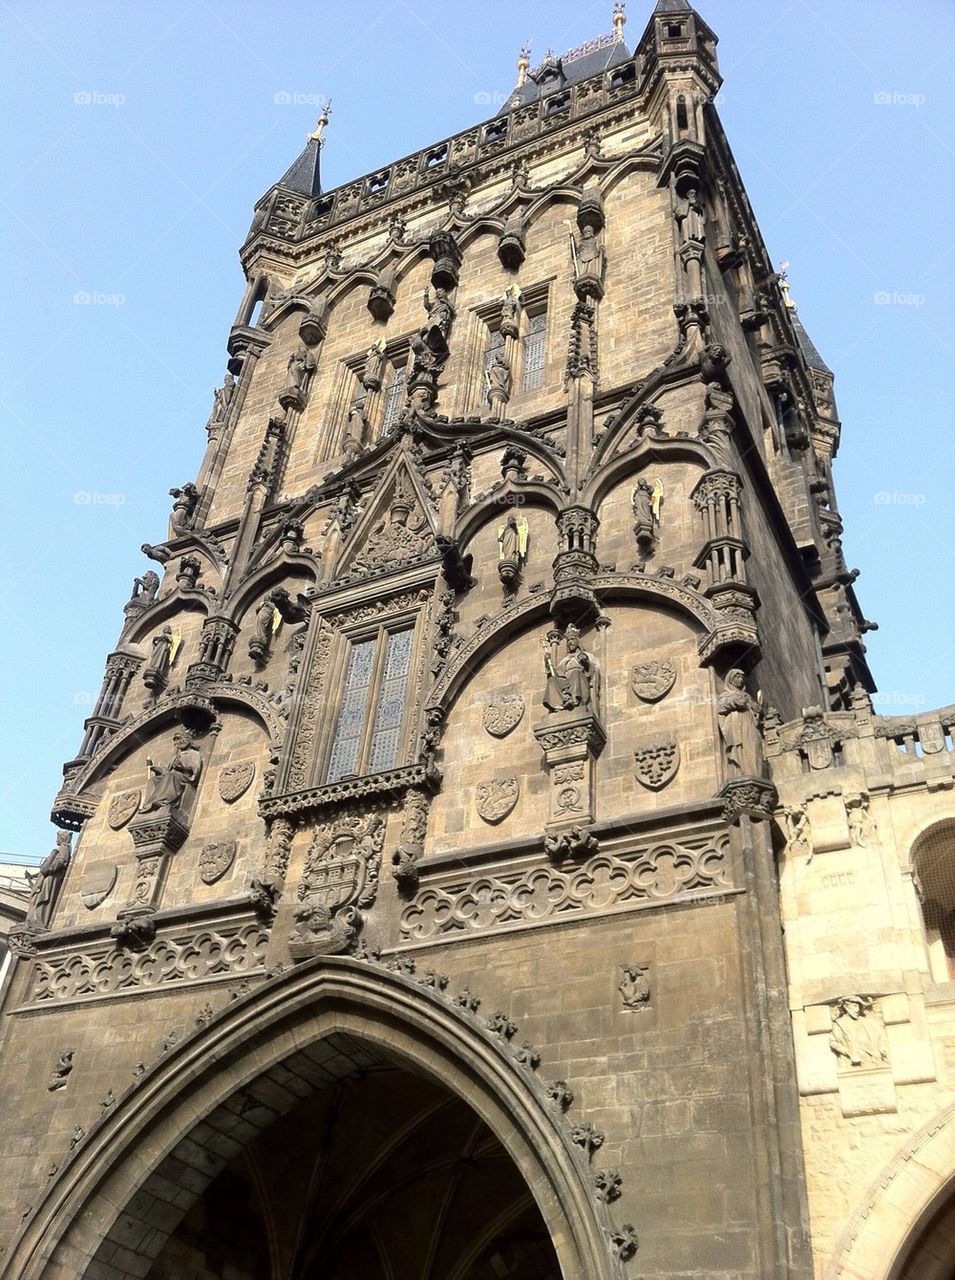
[911,820,955,982]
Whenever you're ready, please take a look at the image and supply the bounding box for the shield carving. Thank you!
[633,740,680,791]
[304,834,365,911]
[919,721,945,754]
[199,840,237,884]
[630,659,676,703]
[218,762,255,804]
[483,695,525,738]
[107,790,140,830]
[476,776,520,824]
[80,861,117,910]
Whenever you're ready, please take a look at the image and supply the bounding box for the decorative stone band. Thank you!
[260,762,431,820]
[400,833,734,943]
[21,921,269,1009]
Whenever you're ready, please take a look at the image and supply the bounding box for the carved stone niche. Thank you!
[498,212,526,271]
[368,265,396,322]
[298,297,329,347]
[428,231,462,291]
[551,507,600,626]
[533,709,607,832]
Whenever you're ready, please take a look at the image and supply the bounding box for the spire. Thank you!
[276,98,331,197]
[654,0,692,11]
[515,41,531,89]
[613,2,626,40]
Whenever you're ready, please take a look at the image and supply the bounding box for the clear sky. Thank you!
[1,0,953,857]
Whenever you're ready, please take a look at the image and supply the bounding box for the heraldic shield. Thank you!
[300,814,384,914]
[633,740,681,791]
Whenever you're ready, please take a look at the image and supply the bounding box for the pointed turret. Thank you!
[276,100,331,197]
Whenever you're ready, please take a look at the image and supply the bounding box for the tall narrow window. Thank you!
[522,312,547,391]
[382,365,407,431]
[326,626,415,782]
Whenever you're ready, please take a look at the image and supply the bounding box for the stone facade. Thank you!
[0,4,951,1278]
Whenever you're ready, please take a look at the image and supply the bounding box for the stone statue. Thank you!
[361,340,386,391]
[497,514,528,563]
[254,596,278,647]
[286,347,315,392]
[829,996,886,1069]
[168,483,199,533]
[675,186,705,245]
[209,373,235,430]
[143,625,174,691]
[785,807,812,862]
[129,570,160,606]
[543,626,601,713]
[485,350,512,419]
[422,286,455,345]
[500,288,521,338]
[717,669,763,776]
[25,832,71,928]
[630,479,663,547]
[846,793,877,847]
[574,224,605,279]
[139,728,202,815]
[618,966,650,1010]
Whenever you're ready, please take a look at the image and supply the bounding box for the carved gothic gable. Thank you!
[335,453,439,581]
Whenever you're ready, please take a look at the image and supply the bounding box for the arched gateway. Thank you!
[5,959,622,1280]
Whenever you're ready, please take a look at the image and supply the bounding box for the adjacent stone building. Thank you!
[1,3,952,1277]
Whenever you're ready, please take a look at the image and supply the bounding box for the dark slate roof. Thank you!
[791,311,832,375]
[653,0,693,12]
[498,36,632,114]
[277,136,323,196]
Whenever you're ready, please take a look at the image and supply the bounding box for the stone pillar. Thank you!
[533,709,606,831]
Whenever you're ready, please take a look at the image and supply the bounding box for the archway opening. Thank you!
[890,1173,955,1280]
[95,1031,561,1280]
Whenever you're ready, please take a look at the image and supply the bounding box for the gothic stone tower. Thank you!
[4,4,953,1278]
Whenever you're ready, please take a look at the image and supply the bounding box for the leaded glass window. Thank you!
[367,628,414,772]
[382,365,407,430]
[325,626,415,782]
[522,312,547,391]
[326,638,376,782]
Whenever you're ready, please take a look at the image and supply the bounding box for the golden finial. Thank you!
[516,41,531,88]
[308,98,332,144]
[778,260,795,309]
[613,2,626,41]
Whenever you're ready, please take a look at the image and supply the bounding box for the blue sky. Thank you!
[1,0,953,856]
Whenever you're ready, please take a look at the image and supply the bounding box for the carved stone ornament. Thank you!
[290,814,384,959]
[475,776,520,824]
[218,761,256,804]
[633,740,680,790]
[107,790,141,830]
[198,839,237,885]
[482,694,525,738]
[619,964,650,1011]
[80,862,117,910]
[630,659,677,703]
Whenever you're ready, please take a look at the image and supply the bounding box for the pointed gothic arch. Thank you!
[6,957,624,1280]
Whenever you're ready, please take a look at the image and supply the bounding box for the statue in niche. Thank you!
[139,728,202,815]
[500,286,522,338]
[361,339,386,391]
[497,513,529,590]
[675,186,705,245]
[829,996,887,1069]
[485,350,512,419]
[250,594,280,661]
[25,832,71,929]
[717,669,763,776]
[422,286,455,346]
[129,570,160,606]
[631,478,664,547]
[286,347,315,392]
[143,625,177,692]
[168,483,199,533]
[543,625,601,714]
[784,806,812,862]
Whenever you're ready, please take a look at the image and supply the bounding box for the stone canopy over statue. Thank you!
[542,626,600,713]
[139,728,203,815]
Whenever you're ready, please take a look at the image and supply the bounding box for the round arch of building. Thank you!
[7,957,621,1280]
